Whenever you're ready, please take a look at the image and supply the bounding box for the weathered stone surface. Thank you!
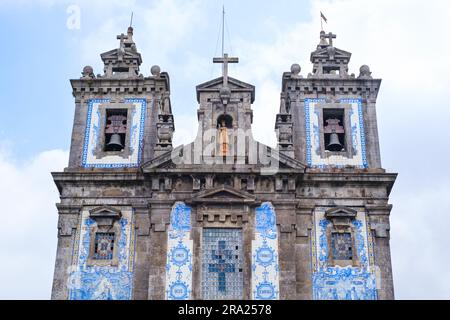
[51,27,396,300]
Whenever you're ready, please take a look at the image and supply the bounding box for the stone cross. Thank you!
[208,240,236,293]
[323,32,336,47]
[213,53,239,87]
[117,33,128,50]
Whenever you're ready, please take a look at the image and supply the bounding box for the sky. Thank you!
[0,0,449,299]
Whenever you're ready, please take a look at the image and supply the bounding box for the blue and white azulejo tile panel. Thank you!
[311,208,377,300]
[252,202,280,300]
[67,208,135,300]
[165,202,193,300]
[82,98,147,168]
[304,98,368,168]
[202,228,244,300]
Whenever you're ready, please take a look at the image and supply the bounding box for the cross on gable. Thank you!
[116,33,128,50]
[323,32,337,47]
[213,53,239,87]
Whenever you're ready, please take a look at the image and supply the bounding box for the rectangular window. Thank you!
[104,109,127,152]
[202,228,243,299]
[94,232,115,260]
[331,232,353,261]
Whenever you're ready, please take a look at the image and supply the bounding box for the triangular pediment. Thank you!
[311,47,352,61]
[196,77,255,103]
[190,185,256,204]
[325,206,357,219]
[100,48,142,63]
[89,206,122,219]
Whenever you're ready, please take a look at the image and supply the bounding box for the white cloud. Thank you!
[0,147,68,299]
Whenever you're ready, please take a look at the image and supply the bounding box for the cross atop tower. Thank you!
[323,31,336,47]
[213,53,239,87]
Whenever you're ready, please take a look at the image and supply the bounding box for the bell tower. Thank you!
[51,26,175,300]
[276,30,382,169]
[191,52,256,163]
[67,26,175,169]
[274,29,396,300]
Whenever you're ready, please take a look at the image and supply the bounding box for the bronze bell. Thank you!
[327,132,343,151]
[107,133,123,151]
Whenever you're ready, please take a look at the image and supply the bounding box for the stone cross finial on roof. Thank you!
[117,33,128,51]
[213,53,239,87]
[323,31,336,47]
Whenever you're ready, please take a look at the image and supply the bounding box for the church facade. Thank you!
[51,26,397,300]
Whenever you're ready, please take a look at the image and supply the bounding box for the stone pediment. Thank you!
[325,206,357,218]
[89,206,122,219]
[196,76,255,103]
[100,48,142,63]
[311,47,351,62]
[189,186,256,204]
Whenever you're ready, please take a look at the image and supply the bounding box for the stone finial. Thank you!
[290,63,302,78]
[151,65,161,77]
[81,65,95,79]
[358,65,373,79]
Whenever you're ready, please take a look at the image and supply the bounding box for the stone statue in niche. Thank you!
[218,119,229,156]
[280,94,287,114]
[163,94,171,115]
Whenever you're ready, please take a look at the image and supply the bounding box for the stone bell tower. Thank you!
[274,30,397,300]
[51,23,396,301]
[51,26,175,300]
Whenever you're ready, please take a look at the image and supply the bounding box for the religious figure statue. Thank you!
[218,119,229,156]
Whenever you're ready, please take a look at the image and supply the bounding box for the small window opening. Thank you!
[112,67,129,75]
[104,109,127,152]
[241,179,247,190]
[282,179,288,192]
[159,178,165,191]
[200,178,206,190]
[323,66,340,75]
[323,108,345,152]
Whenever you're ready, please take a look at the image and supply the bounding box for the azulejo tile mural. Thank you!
[304,98,368,168]
[202,228,243,299]
[252,202,280,300]
[67,209,135,300]
[82,98,147,168]
[311,209,377,300]
[165,202,193,300]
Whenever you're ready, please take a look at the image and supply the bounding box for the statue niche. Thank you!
[217,114,233,156]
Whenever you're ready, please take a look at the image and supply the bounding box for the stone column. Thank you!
[367,205,395,300]
[51,205,80,300]
[276,204,297,300]
[295,205,314,300]
[132,205,151,300]
[147,202,171,300]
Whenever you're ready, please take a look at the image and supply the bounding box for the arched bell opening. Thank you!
[216,114,233,129]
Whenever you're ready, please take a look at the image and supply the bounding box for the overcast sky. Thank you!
[0,0,449,299]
